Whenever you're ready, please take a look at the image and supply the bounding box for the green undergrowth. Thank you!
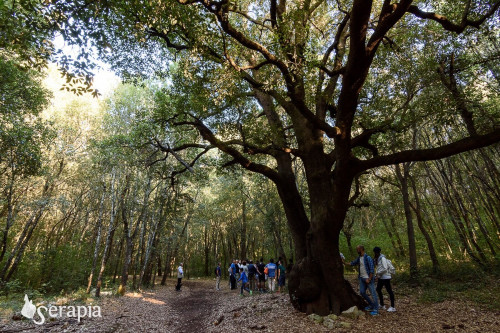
[395,261,500,310]
[0,283,117,321]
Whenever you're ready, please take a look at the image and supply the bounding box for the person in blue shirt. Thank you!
[265,259,277,292]
[238,268,252,296]
[345,245,379,316]
[229,260,237,290]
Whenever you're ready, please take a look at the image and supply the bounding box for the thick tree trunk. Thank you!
[286,148,365,315]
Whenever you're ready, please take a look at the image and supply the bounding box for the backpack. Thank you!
[385,258,396,275]
[215,267,218,276]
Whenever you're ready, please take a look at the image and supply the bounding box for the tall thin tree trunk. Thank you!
[381,218,400,257]
[161,207,192,285]
[409,176,440,274]
[240,197,247,260]
[95,170,118,298]
[118,175,132,295]
[112,238,124,284]
[87,187,106,293]
[0,171,15,264]
[395,163,418,278]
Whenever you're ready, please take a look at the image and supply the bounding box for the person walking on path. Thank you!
[265,259,277,292]
[238,268,252,296]
[373,247,396,312]
[175,263,184,291]
[345,245,379,315]
[215,262,222,290]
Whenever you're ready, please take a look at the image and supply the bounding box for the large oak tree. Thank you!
[52,0,500,314]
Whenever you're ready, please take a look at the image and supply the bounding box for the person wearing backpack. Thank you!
[373,247,396,312]
[247,260,257,291]
[175,263,184,291]
[215,262,222,290]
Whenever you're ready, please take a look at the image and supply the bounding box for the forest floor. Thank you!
[1,276,499,333]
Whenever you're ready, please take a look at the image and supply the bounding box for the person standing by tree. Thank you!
[175,263,183,291]
[286,259,294,275]
[277,260,286,293]
[373,247,396,312]
[345,246,378,315]
[215,262,222,291]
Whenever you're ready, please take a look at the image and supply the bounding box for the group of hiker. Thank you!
[218,258,288,296]
[344,245,396,316]
[178,245,396,316]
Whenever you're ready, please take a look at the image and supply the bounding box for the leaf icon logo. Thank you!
[21,294,36,319]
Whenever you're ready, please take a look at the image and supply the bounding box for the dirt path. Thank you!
[0,279,223,333]
[168,280,217,332]
[88,279,221,332]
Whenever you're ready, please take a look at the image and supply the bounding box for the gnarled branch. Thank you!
[355,130,500,173]
[407,2,500,34]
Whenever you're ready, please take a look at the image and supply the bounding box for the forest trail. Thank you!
[80,279,222,332]
[1,278,500,332]
[1,280,222,333]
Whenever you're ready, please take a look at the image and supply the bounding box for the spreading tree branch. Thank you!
[174,116,281,181]
[355,130,500,173]
[406,2,500,34]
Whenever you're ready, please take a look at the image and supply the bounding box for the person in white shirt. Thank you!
[175,263,184,291]
[374,247,396,312]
